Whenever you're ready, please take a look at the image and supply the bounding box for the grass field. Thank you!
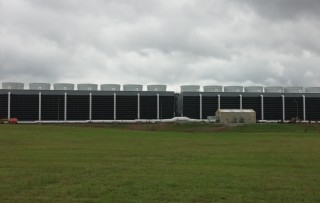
[1,123,320,202]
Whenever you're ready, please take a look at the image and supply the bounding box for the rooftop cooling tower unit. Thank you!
[77,84,98,91]
[244,86,263,93]
[264,86,284,93]
[224,86,243,92]
[29,83,51,90]
[180,85,200,92]
[284,86,304,93]
[123,84,143,91]
[101,84,121,91]
[2,82,24,90]
[203,86,223,92]
[305,87,320,93]
[53,83,75,90]
[147,85,167,91]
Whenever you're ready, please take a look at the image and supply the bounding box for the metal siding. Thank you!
[0,94,8,118]
[285,97,303,120]
[41,95,65,121]
[159,96,175,119]
[67,95,89,120]
[140,96,157,119]
[220,97,240,109]
[116,96,138,120]
[183,96,200,119]
[92,96,114,120]
[202,96,218,119]
[11,94,38,121]
[264,97,282,120]
[305,98,320,120]
[242,97,262,120]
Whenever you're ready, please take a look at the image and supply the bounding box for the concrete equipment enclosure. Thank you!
[216,109,256,124]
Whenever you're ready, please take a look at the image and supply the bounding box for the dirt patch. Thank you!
[69,122,232,133]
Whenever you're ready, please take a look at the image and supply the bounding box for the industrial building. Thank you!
[1,83,320,122]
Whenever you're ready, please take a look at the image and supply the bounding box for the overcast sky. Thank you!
[1,0,320,91]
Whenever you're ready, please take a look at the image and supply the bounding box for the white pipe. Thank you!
[218,94,221,110]
[302,95,306,121]
[113,93,116,120]
[137,94,140,120]
[240,94,242,110]
[157,94,160,120]
[8,92,11,119]
[39,92,42,121]
[282,95,285,121]
[261,95,264,120]
[199,94,202,120]
[89,93,92,121]
[64,93,67,121]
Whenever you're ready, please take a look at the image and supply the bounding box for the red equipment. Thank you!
[8,118,18,124]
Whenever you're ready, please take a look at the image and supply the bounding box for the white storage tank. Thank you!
[203,86,223,92]
[305,87,320,93]
[123,84,143,91]
[101,84,121,91]
[77,84,98,91]
[29,83,51,90]
[224,86,243,92]
[244,86,263,93]
[53,83,74,90]
[284,86,303,93]
[181,85,200,92]
[264,86,284,93]
[147,85,167,91]
[2,82,24,90]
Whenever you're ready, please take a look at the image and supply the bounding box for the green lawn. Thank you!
[0,124,320,202]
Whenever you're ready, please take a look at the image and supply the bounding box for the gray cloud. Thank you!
[0,0,320,91]
[231,0,320,20]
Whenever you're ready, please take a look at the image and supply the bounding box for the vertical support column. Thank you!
[282,95,285,121]
[218,94,221,110]
[302,95,306,121]
[113,93,116,120]
[8,92,11,119]
[157,94,160,120]
[89,93,92,121]
[199,94,202,120]
[39,92,42,121]
[137,94,140,120]
[64,93,67,121]
[239,95,242,110]
[260,95,264,120]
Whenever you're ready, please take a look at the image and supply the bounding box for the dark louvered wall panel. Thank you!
[117,96,138,120]
[92,95,114,120]
[285,97,303,120]
[306,98,320,120]
[140,96,157,119]
[264,97,282,120]
[6,91,320,121]
[159,96,175,119]
[67,95,89,120]
[42,95,65,121]
[242,97,262,120]
[183,96,200,119]
[202,96,218,119]
[220,97,240,109]
[0,94,8,118]
[11,95,38,121]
